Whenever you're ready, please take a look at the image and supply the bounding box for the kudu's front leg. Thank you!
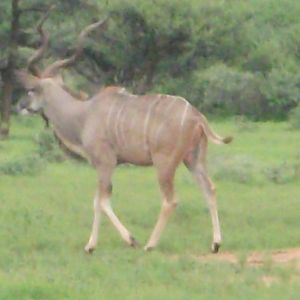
[85,191,102,253]
[85,164,138,253]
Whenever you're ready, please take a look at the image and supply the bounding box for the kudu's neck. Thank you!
[42,81,89,145]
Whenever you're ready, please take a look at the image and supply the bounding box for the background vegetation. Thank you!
[2,0,300,135]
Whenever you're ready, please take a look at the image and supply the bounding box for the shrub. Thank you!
[260,69,300,119]
[292,153,300,179]
[264,162,295,184]
[14,115,37,128]
[242,40,279,74]
[288,104,300,129]
[234,116,259,132]
[188,65,300,120]
[210,155,258,184]
[0,155,44,176]
[293,162,300,179]
[192,64,264,118]
[35,130,66,163]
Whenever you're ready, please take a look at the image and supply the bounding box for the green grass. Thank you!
[0,116,300,299]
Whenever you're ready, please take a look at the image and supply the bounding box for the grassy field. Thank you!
[0,116,300,299]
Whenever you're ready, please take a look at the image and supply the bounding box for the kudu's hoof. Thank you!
[211,242,221,254]
[143,245,155,252]
[129,236,140,248]
[84,245,95,254]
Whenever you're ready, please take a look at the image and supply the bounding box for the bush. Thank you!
[289,104,300,129]
[242,40,280,75]
[185,64,300,120]
[264,162,295,184]
[0,155,44,176]
[293,154,300,178]
[35,130,66,163]
[14,115,37,128]
[234,116,259,132]
[260,69,300,119]
[210,155,258,184]
[192,64,264,118]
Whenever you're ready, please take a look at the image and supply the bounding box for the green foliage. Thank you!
[289,104,300,129]
[3,0,300,119]
[35,129,66,163]
[179,65,300,119]
[0,2,10,68]
[0,116,66,175]
[260,69,300,118]
[100,0,300,119]
[0,154,44,175]
[211,154,257,184]
[264,162,296,184]
[234,116,259,132]
[192,64,264,118]
[293,153,300,178]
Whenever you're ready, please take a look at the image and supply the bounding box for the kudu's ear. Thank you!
[15,70,40,90]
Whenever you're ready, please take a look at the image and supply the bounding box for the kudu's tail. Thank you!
[198,113,233,145]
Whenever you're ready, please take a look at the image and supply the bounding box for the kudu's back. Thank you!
[84,91,201,166]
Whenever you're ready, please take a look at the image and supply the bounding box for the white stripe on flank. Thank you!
[143,99,160,151]
[117,107,127,147]
[106,100,118,133]
[118,98,135,147]
[180,101,190,127]
[114,102,126,146]
[154,98,177,145]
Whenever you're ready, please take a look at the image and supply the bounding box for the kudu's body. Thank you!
[40,81,205,165]
[17,14,232,252]
[18,75,231,252]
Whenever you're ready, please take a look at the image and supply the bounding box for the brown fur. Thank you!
[17,18,233,253]
[17,74,232,253]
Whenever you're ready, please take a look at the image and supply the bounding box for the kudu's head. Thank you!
[16,9,107,114]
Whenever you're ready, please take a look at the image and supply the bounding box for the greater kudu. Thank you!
[16,18,233,253]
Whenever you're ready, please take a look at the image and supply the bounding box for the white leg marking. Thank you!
[85,192,102,252]
[100,198,132,244]
[195,166,221,245]
[144,198,177,250]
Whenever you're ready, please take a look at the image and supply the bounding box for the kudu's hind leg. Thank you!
[184,141,222,253]
[193,165,221,253]
[144,158,178,251]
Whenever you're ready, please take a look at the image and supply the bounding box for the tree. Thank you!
[0,0,101,138]
[0,0,20,139]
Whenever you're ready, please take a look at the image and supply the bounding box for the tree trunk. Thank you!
[0,0,20,139]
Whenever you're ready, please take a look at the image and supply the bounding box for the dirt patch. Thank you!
[194,248,300,268]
